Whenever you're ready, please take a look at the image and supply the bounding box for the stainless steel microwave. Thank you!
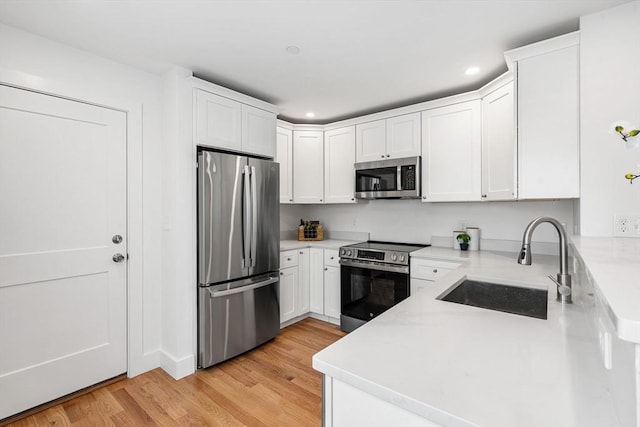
[354,156,421,199]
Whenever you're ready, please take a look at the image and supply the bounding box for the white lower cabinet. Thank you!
[324,377,442,427]
[410,258,462,294]
[279,249,310,324]
[309,248,341,321]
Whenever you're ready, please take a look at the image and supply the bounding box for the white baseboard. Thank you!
[159,350,195,380]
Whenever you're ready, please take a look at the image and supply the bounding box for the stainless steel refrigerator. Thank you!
[197,148,280,369]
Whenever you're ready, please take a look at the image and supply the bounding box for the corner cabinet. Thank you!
[505,32,580,199]
[421,100,482,202]
[324,126,356,204]
[355,112,421,162]
[481,81,516,200]
[293,130,324,203]
[195,86,277,158]
[276,127,293,203]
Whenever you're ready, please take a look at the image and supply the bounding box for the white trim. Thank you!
[0,67,149,379]
[159,350,196,380]
[504,31,580,71]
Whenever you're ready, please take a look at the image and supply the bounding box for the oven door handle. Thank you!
[339,258,409,274]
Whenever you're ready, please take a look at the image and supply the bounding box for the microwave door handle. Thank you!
[397,167,403,191]
[242,165,251,269]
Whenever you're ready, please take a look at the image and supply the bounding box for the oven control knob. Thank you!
[391,253,398,261]
[347,250,352,256]
[340,249,345,256]
[399,255,406,262]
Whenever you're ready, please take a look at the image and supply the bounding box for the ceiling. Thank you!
[0,0,628,124]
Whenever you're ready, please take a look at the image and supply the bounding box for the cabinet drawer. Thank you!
[280,250,299,269]
[410,258,461,281]
[324,249,340,267]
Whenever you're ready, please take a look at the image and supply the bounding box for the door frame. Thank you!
[0,68,147,377]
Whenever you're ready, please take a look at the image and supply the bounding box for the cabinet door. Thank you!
[356,120,386,162]
[386,112,421,159]
[421,100,481,202]
[196,90,242,151]
[324,126,356,204]
[242,104,276,158]
[481,82,516,200]
[517,45,579,199]
[309,248,325,314]
[324,265,341,319]
[410,278,432,295]
[293,131,324,203]
[297,249,310,316]
[276,127,294,203]
[279,266,298,323]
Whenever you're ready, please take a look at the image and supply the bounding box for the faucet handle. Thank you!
[547,275,572,303]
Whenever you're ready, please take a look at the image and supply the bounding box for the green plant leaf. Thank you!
[629,129,640,137]
[615,125,624,132]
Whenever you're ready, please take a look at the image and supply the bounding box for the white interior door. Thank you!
[0,85,127,419]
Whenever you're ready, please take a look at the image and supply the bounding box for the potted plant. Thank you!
[456,232,471,251]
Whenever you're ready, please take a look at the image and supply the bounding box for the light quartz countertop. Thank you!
[280,239,362,251]
[313,247,619,427]
[571,236,640,344]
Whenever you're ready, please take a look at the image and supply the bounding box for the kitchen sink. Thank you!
[439,279,548,319]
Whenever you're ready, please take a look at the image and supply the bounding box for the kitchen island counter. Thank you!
[313,248,620,427]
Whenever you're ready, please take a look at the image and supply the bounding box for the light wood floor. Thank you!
[4,318,346,427]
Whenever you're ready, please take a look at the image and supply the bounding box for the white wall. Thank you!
[580,1,640,236]
[0,24,163,376]
[283,199,576,254]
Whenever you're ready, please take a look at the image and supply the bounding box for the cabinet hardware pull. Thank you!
[324,267,328,271]
[433,269,438,273]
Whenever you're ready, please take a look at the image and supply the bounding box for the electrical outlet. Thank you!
[613,214,640,237]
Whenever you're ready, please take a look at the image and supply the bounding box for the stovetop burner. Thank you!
[344,240,429,253]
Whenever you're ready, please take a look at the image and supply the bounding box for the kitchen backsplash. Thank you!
[281,199,576,255]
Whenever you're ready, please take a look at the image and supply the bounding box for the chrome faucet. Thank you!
[517,216,572,304]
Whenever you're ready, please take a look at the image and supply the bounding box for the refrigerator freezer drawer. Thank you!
[198,275,280,368]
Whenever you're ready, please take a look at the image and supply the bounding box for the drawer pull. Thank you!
[300,251,304,254]
[280,272,284,275]
[330,256,334,260]
[287,257,292,261]
[433,269,438,273]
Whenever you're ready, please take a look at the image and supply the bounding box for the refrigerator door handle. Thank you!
[242,164,252,268]
[250,165,258,268]
[207,276,278,298]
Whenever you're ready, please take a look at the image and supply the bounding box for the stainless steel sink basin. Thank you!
[439,279,548,319]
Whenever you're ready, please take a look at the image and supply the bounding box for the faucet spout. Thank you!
[517,216,572,304]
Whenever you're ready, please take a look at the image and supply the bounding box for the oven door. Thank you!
[340,260,409,332]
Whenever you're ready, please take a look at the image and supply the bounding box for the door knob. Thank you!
[112,253,125,263]
[112,234,123,244]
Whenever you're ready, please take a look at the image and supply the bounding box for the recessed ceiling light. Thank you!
[465,67,480,76]
[305,112,315,118]
[285,45,301,55]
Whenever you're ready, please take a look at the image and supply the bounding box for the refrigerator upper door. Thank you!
[198,150,249,285]
[248,157,280,276]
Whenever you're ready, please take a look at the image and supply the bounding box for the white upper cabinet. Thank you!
[421,100,482,202]
[195,86,277,158]
[293,130,324,203]
[242,104,276,158]
[386,112,421,159]
[196,90,242,151]
[355,120,386,162]
[324,126,356,204]
[276,127,293,203]
[505,33,580,199]
[481,81,516,200]
[356,113,421,162]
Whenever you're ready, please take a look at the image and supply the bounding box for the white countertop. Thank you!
[570,236,640,343]
[313,248,618,427]
[280,239,362,251]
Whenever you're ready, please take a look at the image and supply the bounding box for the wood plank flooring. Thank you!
[3,318,345,427]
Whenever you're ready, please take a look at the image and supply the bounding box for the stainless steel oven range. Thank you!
[339,241,428,332]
